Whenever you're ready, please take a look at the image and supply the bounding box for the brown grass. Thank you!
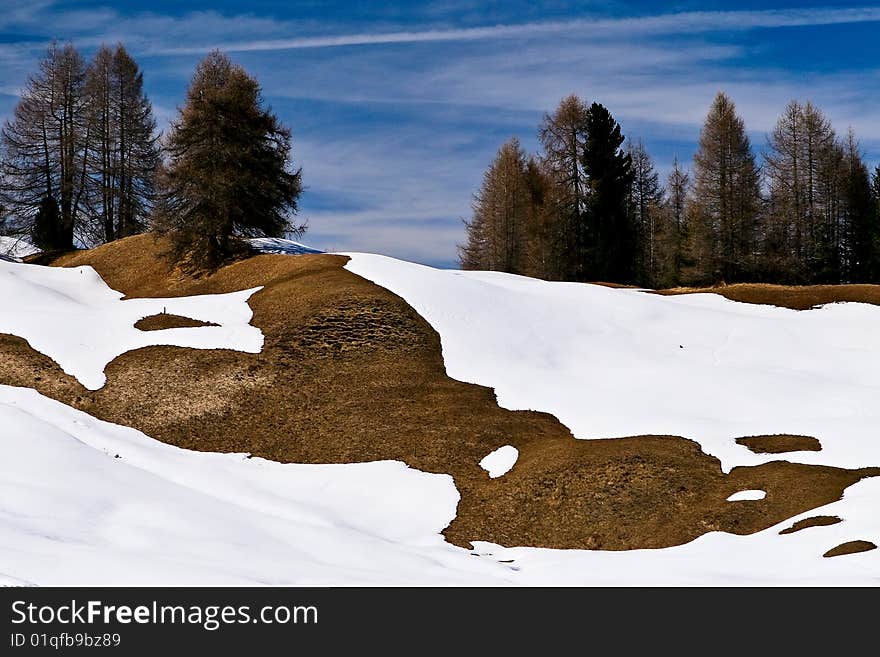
[779,515,842,535]
[135,314,219,331]
[1,233,876,551]
[655,282,880,310]
[823,540,877,558]
[736,435,822,454]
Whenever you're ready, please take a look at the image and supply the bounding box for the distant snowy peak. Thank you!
[0,236,39,261]
[248,237,323,256]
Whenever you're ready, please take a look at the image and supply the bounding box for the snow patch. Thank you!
[469,478,880,584]
[2,252,879,584]
[0,259,264,390]
[343,253,880,584]
[10,382,875,585]
[249,237,323,255]
[0,236,38,261]
[480,445,519,478]
[343,254,880,476]
[0,385,511,585]
[727,490,767,502]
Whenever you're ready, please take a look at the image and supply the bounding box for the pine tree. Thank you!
[32,195,62,249]
[801,102,838,278]
[457,210,486,271]
[688,92,761,284]
[765,100,806,277]
[873,165,880,279]
[538,95,589,280]
[765,101,838,282]
[583,102,634,283]
[153,51,303,270]
[873,166,880,207]
[85,44,159,243]
[840,131,876,282]
[523,157,559,279]
[87,45,114,243]
[662,157,690,286]
[627,139,663,285]
[1,42,91,250]
[458,138,530,273]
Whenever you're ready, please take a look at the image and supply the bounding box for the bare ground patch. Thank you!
[823,540,877,557]
[736,434,822,454]
[779,515,842,535]
[655,282,880,310]
[135,314,220,331]
[2,234,876,551]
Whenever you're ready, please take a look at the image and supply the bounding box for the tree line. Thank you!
[460,92,880,287]
[0,43,302,270]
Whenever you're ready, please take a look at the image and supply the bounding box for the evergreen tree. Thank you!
[765,101,838,282]
[627,139,663,285]
[457,210,486,271]
[662,157,690,286]
[583,102,634,282]
[85,44,159,243]
[873,165,880,279]
[688,92,761,284]
[538,95,589,280]
[765,100,807,278]
[459,138,531,273]
[840,131,876,282]
[1,42,91,250]
[32,195,62,250]
[523,157,560,279]
[873,166,880,207]
[153,51,303,269]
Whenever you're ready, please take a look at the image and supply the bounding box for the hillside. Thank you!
[657,282,880,310]
[1,234,879,584]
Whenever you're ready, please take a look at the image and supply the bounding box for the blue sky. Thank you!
[1,2,879,267]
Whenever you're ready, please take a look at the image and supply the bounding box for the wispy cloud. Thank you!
[148,7,880,55]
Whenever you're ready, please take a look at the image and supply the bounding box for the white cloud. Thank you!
[145,8,880,55]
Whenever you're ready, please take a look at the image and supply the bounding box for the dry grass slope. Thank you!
[656,282,880,310]
[2,234,877,551]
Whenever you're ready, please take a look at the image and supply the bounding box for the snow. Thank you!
[469,478,880,585]
[0,236,38,261]
[480,445,519,478]
[5,383,877,585]
[0,385,516,585]
[248,237,323,255]
[2,250,879,585]
[0,258,263,390]
[343,254,880,475]
[343,253,880,584]
[727,490,767,501]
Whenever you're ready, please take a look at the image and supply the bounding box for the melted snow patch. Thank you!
[727,489,767,502]
[0,259,263,390]
[480,445,519,478]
